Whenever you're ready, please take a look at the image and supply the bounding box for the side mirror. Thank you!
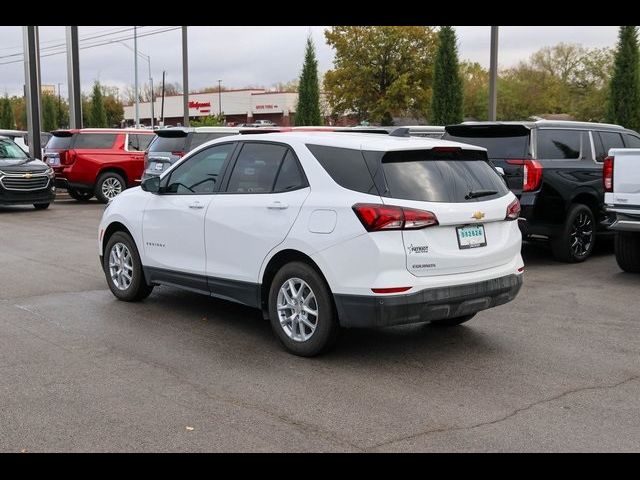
[141,176,161,193]
[495,166,505,176]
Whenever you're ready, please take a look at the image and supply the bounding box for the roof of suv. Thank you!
[455,120,626,131]
[52,128,154,136]
[156,126,241,135]
[235,131,486,153]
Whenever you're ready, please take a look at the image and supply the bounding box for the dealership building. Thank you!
[123,89,329,127]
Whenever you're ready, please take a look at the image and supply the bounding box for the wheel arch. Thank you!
[102,221,134,256]
[98,167,128,186]
[570,191,602,221]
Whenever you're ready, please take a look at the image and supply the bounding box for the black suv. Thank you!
[443,120,640,262]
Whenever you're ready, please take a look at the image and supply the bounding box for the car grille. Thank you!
[0,174,50,191]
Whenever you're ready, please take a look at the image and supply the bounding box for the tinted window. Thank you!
[127,134,154,151]
[0,138,28,159]
[381,150,508,203]
[74,133,117,149]
[226,143,287,193]
[274,150,306,192]
[624,133,640,148]
[149,135,188,153]
[47,135,73,149]
[136,134,154,151]
[306,144,378,195]
[190,132,235,150]
[442,134,529,159]
[598,131,625,161]
[165,143,234,194]
[537,129,586,160]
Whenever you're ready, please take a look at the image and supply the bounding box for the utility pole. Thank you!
[149,56,154,129]
[66,26,82,129]
[134,26,139,127]
[23,26,42,158]
[488,26,499,121]
[182,26,189,127]
[160,70,166,126]
[218,79,222,117]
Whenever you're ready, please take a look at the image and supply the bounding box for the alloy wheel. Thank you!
[277,278,318,342]
[569,212,593,257]
[102,177,123,199]
[109,242,133,290]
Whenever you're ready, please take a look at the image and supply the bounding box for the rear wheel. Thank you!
[268,261,339,357]
[67,188,93,201]
[103,231,154,301]
[33,203,50,210]
[95,172,126,203]
[615,231,640,273]
[429,313,476,327]
[551,204,595,263]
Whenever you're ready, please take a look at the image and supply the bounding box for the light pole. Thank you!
[218,79,222,117]
[488,26,499,121]
[134,26,139,128]
[113,41,155,128]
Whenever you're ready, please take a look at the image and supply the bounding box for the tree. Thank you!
[460,61,489,120]
[324,26,437,124]
[89,81,107,127]
[103,95,124,127]
[607,26,640,131]
[295,36,322,126]
[191,113,225,127]
[0,96,15,129]
[431,26,463,125]
[41,94,58,131]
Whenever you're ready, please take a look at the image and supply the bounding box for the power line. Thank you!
[0,26,135,52]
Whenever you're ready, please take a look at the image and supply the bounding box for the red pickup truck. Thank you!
[44,128,155,203]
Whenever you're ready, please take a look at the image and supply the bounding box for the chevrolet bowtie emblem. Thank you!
[472,211,485,220]
[24,172,32,179]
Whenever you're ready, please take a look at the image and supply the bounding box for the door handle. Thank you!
[188,202,205,209]
[267,201,289,210]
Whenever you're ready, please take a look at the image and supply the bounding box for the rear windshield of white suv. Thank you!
[381,150,509,203]
[149,136,188,153]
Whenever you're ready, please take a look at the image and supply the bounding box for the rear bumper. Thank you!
[606,208,640,232]
[334,273,523,328]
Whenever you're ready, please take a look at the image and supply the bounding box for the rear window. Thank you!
[47,135,73,149]
[190,132,235,150]
[149,135,188,153]
[381,150,509,203]
[624,133,640,148]
[306,144,378,195]
[74,134,117,149]
[442,133,529,159]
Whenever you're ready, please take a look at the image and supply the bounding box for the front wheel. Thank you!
[33,203,50,210]
[429,313,476,327]
[95,172,126,203]
[103,231,154,301]
[551,204,595,263]
[615,231,640,273]
[268,262,339,357]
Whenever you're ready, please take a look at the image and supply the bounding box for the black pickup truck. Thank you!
[443,120,640,262]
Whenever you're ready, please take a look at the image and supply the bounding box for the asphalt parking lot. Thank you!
[1,198,639,452]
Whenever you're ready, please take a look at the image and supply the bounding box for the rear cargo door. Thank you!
[378,149,520,277]
[443,124,531,196]
[610,148,640,207]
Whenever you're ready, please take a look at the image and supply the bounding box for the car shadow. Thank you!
[521,236,614,267]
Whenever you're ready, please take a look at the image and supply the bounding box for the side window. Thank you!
[274,150,306,192]
[127,134,139,151]
[624,133,640,148]
[73,134,117,149]
[137,134,154,151]
[306,144,378,195]
[536,129,587,160]
[598,131,625,161]
[165,143,235,194]
[225,143,287,193]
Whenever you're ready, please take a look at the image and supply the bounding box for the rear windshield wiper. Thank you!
[465,189,498,199]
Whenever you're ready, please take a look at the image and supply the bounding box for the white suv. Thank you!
[98,132,524,356]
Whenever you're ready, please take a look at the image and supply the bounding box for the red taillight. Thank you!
[352,204,438,232]
[171,151,186,157]
[62,150,76,166]
[505,198,521,220]
[371,287,412,294]
[603,156,614,192]
[506,159,543,192]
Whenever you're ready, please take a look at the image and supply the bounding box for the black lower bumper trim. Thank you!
[334,274,523,328]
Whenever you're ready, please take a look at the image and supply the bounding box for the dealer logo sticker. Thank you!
[407,244,429,254]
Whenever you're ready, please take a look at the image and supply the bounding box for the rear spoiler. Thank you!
[445,124,530,137]
[51,130,74,137]
[155,128,189,138]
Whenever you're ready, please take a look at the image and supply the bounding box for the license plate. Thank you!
[456,225,487,249]
[154,162,164,171]
[47,156,60,166]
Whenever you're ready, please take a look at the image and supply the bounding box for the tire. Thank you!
[550,204,596,263]
[615,232,640,273]
[429,313,476,327]
[268,261,339,357]
[95,172,126,204]
[103,231,154,301]
[33,203,50,210]
[67,188,93,201]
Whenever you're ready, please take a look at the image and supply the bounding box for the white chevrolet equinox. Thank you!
[98,132,524,356]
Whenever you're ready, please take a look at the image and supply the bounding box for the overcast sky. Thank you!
[0,26,621,98]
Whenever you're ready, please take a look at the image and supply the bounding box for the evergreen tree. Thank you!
[89,81,107,127]
[41,94,58,131]
[295,36,322,126]
[607,26,640,131]
[0,96,15,129]
[431,26,464,125]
